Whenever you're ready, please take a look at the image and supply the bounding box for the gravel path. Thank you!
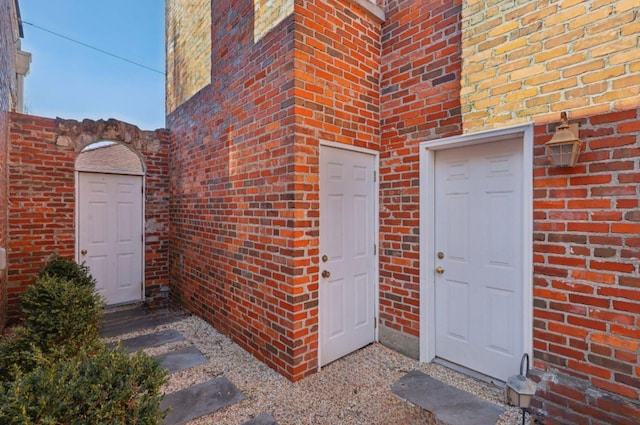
[107,314,531,425]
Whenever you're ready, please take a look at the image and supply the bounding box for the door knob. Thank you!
[81,249,87,256]
[435,266,445,275]
[321,270,331,278]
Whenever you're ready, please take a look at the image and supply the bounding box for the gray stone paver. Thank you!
[160,377,246,425]
[155,345,208,374]
[392,370,504,425]
[112,329,185,352]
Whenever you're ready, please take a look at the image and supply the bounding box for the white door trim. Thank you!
[418,124,533,366]
[75,171,146,304]
[318,140,380,370]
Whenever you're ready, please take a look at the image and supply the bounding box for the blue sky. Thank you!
[19,0,165,130]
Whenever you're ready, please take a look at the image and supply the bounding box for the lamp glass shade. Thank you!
[506,374,537,408]
[545,137,581,167]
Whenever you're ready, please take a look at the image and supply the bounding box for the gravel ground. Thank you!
[107,314,532,425]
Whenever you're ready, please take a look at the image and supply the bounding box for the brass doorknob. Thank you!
[321,270,331,278]
[435,266,445,275]
[81,249,87,256]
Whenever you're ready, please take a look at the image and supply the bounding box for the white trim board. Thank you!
[418,124,534,369]
[318,140,380,371]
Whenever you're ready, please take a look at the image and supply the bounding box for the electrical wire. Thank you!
[20,20,165,75]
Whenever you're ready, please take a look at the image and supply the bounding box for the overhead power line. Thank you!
[20,20,165,76]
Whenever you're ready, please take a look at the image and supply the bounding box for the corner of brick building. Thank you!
[167,0,318,381]
[0,0,19,331]
[167,0,386,381]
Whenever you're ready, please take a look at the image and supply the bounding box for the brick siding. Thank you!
[461,0,640,131]
[154,0,640,420]
[0,0,19,330]
[379,0,463,357]
[6,114,170,322]
[531,109,640,423]
[167,0,381,381]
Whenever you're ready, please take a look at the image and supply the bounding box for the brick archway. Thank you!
[5,113,170,323]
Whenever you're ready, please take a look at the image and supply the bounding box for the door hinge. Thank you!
[373,170,377,183]
[374,243,377,255]
[374,316,377,329]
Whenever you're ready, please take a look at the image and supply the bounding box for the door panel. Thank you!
[78,172,143,305]
[320,146,376,366]
[434,139,523,382]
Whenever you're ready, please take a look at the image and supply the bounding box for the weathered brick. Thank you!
[7,115,169,323]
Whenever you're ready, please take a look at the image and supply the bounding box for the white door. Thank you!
[320,146,376,366]
[78,172,143,305]
[434,138,523,381]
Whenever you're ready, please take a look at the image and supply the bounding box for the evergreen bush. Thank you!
[0,345,168,425]
[20,275,105,352]
[38,253,97,288]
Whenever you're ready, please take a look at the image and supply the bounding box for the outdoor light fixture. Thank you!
[506,353,537,425]
[545,111,581,167]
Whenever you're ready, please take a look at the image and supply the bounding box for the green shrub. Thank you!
[0,275,105,381]
[38,253,97,288]
[0,345,168,425]
[20,275,105,352]
[0,328,42,381]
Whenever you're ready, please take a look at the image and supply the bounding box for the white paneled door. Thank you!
[434,139,523,382]
[78,172,143,305]
[320,145,376,366]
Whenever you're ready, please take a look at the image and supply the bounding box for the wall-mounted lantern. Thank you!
[506,353,537,425]
[545,112,581,167]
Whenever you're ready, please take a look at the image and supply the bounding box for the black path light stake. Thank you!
[506,353,537,425]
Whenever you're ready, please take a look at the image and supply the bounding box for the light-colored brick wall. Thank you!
[166,0,212,114]
[0,0,20,330]
[461,0,640,130]
[254,0,294,42]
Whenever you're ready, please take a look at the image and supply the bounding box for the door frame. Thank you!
[418,124,534,368]
[318,140,380,370]
[75,170,146,304]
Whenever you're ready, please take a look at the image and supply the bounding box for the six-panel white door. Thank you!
[320,146,376,366]
[78,172,143,305]
[434,139,523,381]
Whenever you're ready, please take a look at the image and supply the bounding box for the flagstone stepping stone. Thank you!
[392,370,504,425]
[241,413,279,425]
[111,329,185,352]
[160,377,246,425]
[100,307,185,338]
[155,345,208,374]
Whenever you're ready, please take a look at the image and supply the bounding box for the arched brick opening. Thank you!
[6,114,170,323]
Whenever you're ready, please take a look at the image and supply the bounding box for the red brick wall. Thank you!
[167,0,381,381]
[531,109,640,424]
[378,0,462,356]
[0,0,19,330]
[7,113,169,322]
[168,0,302,379]
[292,0,381,376]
